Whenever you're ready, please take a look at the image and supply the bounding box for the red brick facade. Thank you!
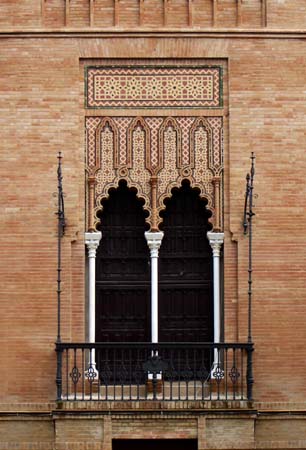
[1,1,306,448]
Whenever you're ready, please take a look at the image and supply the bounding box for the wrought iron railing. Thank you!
[56,342,253,402]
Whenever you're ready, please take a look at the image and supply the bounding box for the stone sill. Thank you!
[56,399,254,413]
[1,401,306,417]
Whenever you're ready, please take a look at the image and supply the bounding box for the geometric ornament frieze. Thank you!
[86,66,222,109]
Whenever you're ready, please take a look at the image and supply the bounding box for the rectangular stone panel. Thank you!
[86,66,222,108]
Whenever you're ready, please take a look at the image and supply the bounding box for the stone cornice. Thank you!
[1,28,306,39]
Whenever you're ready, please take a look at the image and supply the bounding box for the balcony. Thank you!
[55,342,253,402]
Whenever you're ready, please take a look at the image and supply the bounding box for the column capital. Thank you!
[207,231,224,257]
[145,231,164,258]
[85,231,102,257]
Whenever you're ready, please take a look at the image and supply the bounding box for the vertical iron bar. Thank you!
[170,348,173,401]
[66,349,69,400]
[113,348,116,400]
[128,348,131,400]
[247,345,254,401]
[243,153,255,401]
[121,348,124,401]
[201,348,204,400]
[73,349,77,400]
[193,348,196,400]
[185,348,188,401]
[57,152,65,342]
[56,152,65,401]
[178,349,181,400]
[136,348,140,401]
[82,348,85,400]
[244,152,255,343]
[105,349,109,401]
[89,348,93,400]
[233,348,236,400]
[56,346,63,401]
[209,347,212,400]
[225,348,228,400]
[162,347,165,401]
[97,348,101,401]
[217,347,220,400]
[240,347,244,400]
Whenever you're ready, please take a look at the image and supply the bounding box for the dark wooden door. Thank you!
[96,181,150,343]
[112,440,198,450]
[159,181,213,343]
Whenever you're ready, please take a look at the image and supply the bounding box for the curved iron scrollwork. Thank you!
[229,366,240,384]
[85,365,98,383]
[70,366,81,385]
[212,365,225,383]
[57,152,66,237]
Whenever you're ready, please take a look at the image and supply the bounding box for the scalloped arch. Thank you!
[93,177,151,231]
[157,177,215,230]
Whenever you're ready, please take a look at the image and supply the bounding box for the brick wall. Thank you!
[1,33,306,407]
[1,411,306,449]
[1,0,306,29]
[0,0,306,427]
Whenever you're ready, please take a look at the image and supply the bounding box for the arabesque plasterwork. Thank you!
[85,63,224,232]
[86,115,223,231]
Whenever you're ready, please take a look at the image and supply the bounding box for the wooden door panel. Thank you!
[159,284,212,342]
[96,285,150,342]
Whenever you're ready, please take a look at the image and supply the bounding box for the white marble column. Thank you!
[85,231,102,370]
[207,231,224,373]
[145,231,164,343]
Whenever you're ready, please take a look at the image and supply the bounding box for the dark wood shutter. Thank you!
[96,181,150,343]
[159,181,213,342]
